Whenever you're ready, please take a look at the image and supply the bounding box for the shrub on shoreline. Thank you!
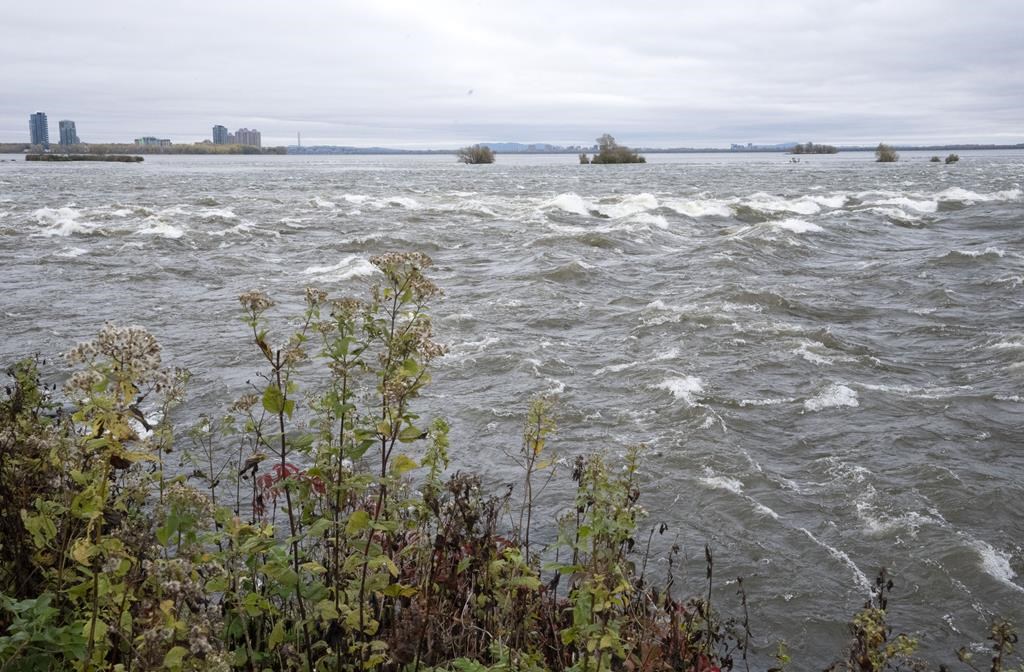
[1,255,1021,671]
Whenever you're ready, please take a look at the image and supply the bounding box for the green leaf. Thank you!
[400,358,420,377]
[262,386,285,415]
[345,510,370,535]
[398,425,424,443]
[268,619,286,651]
[163,645,188,670]
[306,517,332,538]
[390,454,417,475]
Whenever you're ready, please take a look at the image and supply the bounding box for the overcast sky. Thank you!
[2,1,1022,148]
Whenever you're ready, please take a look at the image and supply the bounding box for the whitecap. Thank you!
[544,193,591,216]
[343,194,371,204]
[313,197,336,209]
[594,193,659,218]
[629,212,669,229]
[55,246,88,258]
[32,206,99,237]
[804,384,859,412]
[699,469,743,494]
[382,196,421,209]
[772,218,823,234]
[198,207,237,220]
[969,538,1024,593]
[738,396,796,407]
[873,196,938,213]
[938,187,1022,203]
[655,376,704,404]
[799,528,872,594]
[743,192,821,215]
[301,256,379,281]
[663,198,732,218]
[137,220,185,239]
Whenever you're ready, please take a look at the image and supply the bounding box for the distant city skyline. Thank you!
[3,1,1022,148]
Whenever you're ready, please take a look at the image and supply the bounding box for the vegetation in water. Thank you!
[456,145,495,164]
[945,153,960,164]
[875,143,899,162]
[1,253,1021,672]
[581,134,646,164]
[791,142,838,154]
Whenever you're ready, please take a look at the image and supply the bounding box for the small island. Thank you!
[580,134,646,164]
[26,153,144,162]
[456,144,495,164]
[791,141,838,154]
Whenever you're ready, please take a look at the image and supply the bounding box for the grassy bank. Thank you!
[1,254,1019,671]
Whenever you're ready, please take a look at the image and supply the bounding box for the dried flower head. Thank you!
[238,290,274,314]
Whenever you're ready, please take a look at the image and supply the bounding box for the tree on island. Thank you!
[945,153,960,164]
[792,141,838,154]
[456,144,495,164]
[875,142,899,162]
[582,134,646,164]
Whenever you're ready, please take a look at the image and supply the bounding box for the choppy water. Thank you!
[2,151,1022,664]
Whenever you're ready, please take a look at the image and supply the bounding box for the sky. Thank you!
[2,0,1022,148]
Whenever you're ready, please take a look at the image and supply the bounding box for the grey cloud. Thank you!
[1,0,1021,147]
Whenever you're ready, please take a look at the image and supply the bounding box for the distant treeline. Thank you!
[2,143,286,155]
[791,142,839,154]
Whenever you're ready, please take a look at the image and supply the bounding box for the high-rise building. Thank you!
[58,120,80,146]
[29,112,49,148]
[212,124,229,144]
[233,128,262,148]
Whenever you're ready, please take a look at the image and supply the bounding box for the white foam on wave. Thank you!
[655,375,704,404]
[793,340,835,365]
[198,207,238,220]
[302,255,379,281]
[137,220,185,239]
[383,196,421,209]
[772,218,823,234]
[744,192,821,215]
[313,197,336,209]
[545,193,591,216]
[857,382,969,400]
[699,468,743,494]
[799,528,873,594]
[629,212,669,229]
[969,538,1024,593]
[663,198,732,218]
[595,193,659,218]
[32,206,99,237]
[343,194,371,204]
[804,384,859,412]
[938,186,1022,203]
[738,396,796,407]
[951,246,1008,258]
[988,336,1024,350]
[55,246,88,258]
[874,196,938,213]
[594,347,679,376]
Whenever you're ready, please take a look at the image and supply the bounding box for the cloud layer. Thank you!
[2,1,1021,147]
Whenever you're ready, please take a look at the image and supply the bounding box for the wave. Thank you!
[699,469,743,494]
[54,246,88,258]
[136,220,186,239]
[301,255,379,281]
[968,537,1024,593]
[771,218,823,234]
[655,375,704,404]
[799,528,873,594]
[31,206,100,237]
[663,198,732,218]
[804,384,859,412]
